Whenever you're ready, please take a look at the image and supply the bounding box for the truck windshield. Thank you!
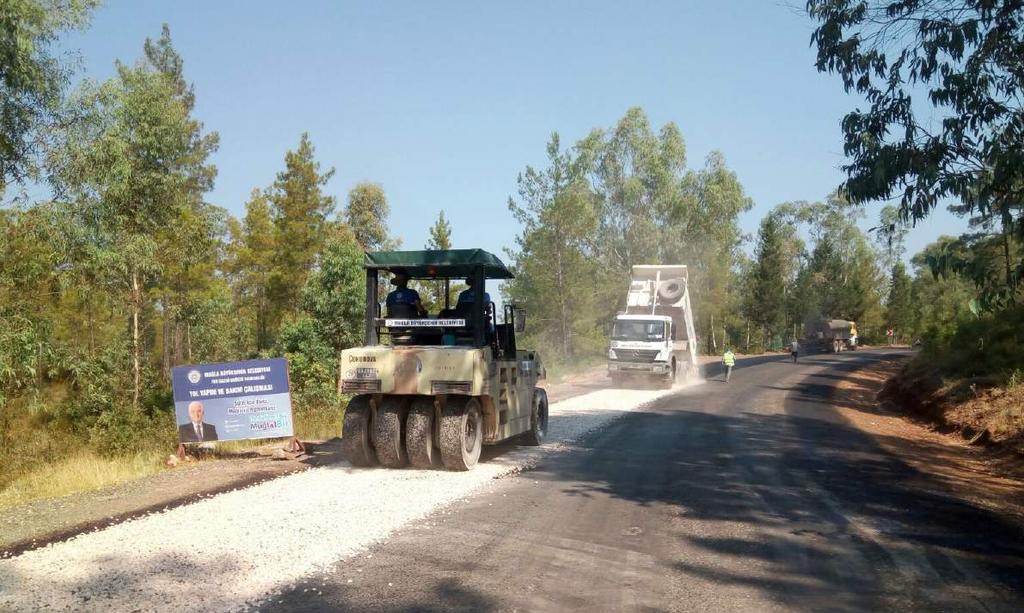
[612,320,666,341]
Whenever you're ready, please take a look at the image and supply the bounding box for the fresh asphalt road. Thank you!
[273,349,1024,612]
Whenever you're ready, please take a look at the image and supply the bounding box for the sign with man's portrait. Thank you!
[171,358,294,444]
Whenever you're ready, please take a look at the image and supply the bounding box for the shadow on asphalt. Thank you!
[537,356,1024,610]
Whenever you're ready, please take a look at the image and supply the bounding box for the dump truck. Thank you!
[339,249,548,471]
[607,265,699,386]
[804,318,858,353]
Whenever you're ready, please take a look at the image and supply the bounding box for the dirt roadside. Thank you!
[830,355,1024,523]
[1,365,621,557]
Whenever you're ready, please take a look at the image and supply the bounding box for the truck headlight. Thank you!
[608,348,617,360]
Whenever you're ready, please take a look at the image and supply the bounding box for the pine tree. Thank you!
[140,26,223,375]
[422,210,459,310]
[266,133,336,339]
[746,212,788,346]
[235,189,276,350]
[885,262,913,343]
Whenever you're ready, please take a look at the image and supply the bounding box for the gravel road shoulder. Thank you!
[0,365,628,558]
[0,381,688,612]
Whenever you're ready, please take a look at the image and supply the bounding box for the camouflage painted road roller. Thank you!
[339,249,548,471]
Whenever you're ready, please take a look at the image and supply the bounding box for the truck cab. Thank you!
[608,314,677,379]
[607,265,698,386]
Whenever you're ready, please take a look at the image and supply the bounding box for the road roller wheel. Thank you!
[439,396,483,471]
[341,395,376,467]
[522,389,548,446]
[372,395,409,468]
[406,397,438,469]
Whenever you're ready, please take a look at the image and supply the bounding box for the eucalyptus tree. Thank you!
[506,133,600,359]
[0,0,97,191]
[345,182,390,251]
[50,40,218,410]
[808,1,1024,294]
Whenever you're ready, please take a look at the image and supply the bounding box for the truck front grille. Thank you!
[615,349,660,363]
[342,379,382,393]
[431,380,472,395]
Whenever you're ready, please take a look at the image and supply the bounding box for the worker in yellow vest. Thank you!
[723,348,736,382]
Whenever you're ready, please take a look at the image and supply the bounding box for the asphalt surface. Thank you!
[272,349,1024,612]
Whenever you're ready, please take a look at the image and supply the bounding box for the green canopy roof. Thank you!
[364,248,514,279]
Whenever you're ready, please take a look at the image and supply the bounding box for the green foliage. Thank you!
[303,228,366,354]
[267,132,337,338]
[420,210,462,310]
[775,196,886,340]
[808,0,1024,308]
[89,407,173,456]
[275,316,337,408]
[232,189,277,350]
[920,303,1024,384]
[0,0,97,189]
[1,23,406,495]
[919,230,1023,311]
[506,109,752,360]
[506,132,600,359]
[746,212,789,340]
[885,263,914,342]
[808,1,1024,228]
[345,182,389,251]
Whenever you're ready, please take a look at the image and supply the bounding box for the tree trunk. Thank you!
[186,322,192,362]
[131,268,141,412]
[162,303,172,380]
[710,313,717,353]
[555,236,570,358]
[745,321,751,352]
[87,296,95,357]
[1002,227,1014,289]
[173,319,183,365]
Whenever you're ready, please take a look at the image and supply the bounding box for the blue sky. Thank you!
[60,0,966,265]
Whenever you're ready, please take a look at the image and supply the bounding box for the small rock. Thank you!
[165,455,179,467]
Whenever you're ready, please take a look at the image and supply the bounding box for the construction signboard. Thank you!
[171,358,294,444]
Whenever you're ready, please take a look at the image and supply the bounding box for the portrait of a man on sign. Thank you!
[177,401,219,442]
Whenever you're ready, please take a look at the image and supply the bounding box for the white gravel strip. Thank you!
[0,384,691,612]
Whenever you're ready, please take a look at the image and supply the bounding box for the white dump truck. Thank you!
[607,265,699,386]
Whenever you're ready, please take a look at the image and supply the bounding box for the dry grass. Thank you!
[293,402,343,442]
[0,450,167,511]
[951,384,1024,450]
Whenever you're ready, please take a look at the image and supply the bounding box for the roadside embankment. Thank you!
[836,354,1024,523]
[882,357,1024,458]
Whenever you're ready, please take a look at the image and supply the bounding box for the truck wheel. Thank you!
[522,389,548,446]
[662,359,677,389]
[341,395,376,467]
[439,397,483,471]
[372,396,409,468]
[406,397,437,469]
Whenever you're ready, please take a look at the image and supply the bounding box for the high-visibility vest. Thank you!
[723,352,735,366]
